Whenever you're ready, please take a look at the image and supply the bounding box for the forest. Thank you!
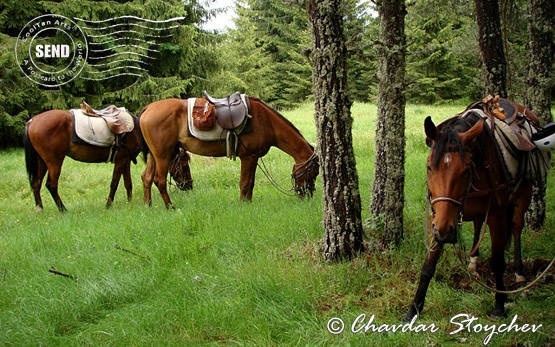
[0,0,549,148]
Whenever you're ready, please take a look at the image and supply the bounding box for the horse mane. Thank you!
[249,96,314,150]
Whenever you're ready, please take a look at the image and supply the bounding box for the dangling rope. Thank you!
[257,157,297,196]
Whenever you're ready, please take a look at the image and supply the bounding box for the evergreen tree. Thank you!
[0,0,221,147]
[405,0,481,103]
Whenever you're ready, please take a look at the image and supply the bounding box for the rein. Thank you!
[257,157,298,196]
[256,151,319,197]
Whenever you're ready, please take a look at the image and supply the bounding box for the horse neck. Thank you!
[251,98,314,163]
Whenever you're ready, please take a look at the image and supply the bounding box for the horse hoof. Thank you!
[401,312,417,323]
[515,274,526,283]
[35,206,43,213]
[488,308,507,319]
[468,256,479,273]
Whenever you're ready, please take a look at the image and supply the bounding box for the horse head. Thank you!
[292,151,319,198]
[424,116,484,244]
[169,147,193,191]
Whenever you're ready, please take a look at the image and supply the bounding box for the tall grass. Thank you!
[0,103,553,346]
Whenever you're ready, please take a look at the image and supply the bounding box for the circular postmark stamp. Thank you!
[15,14,88,87]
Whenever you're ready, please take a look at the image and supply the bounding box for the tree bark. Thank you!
[475,0,508,97]
[307,0,365,261]
[525,0,555,231]
[369,0,407,247]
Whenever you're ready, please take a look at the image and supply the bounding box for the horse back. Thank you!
[27,110,73,152]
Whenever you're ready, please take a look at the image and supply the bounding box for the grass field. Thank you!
[0,103,553,346]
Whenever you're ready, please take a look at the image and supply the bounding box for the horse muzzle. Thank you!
[431,220,458,244]
[177,179,194,191]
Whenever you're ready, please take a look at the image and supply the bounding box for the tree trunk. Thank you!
[369,0,407,247]
[525,0,555,231]
[307,0,365,261]
[475,0,507,97]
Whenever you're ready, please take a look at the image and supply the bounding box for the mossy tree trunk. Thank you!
[525,0,555,231]
[475,0,507,97]
[306,0,365,261]
[369,0,407,247]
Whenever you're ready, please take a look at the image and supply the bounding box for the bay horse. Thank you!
[23,110,193,212]
[139,96,319,208]
[404,99,544,320]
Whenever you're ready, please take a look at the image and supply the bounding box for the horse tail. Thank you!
[23,122,38,186]
[136,106,150,162]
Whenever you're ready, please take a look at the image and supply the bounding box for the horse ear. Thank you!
[459,119,485,146]
[424,116,438,146]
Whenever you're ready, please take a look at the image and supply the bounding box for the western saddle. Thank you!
[80,101,131,135]
[203,91,250,130]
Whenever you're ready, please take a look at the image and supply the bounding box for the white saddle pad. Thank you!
[73,109,134,147]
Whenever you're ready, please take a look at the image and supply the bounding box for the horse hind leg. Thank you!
[512,200,528,283]
[45,162,67,213]
[153,156,174,209]
[31,160,48,213]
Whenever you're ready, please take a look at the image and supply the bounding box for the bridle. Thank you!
[169,151,193,190]
[291,151,319,196]
[426,148,475,249]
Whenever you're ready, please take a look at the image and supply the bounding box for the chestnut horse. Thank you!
[23,110,193,212]
[404,99,543,320]
[139,96,319,208]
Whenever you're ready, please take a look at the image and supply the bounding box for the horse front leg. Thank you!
[468,218,485,274]
[403,243,444,321]
[239,155,258,201]
[489,216,508,318]
[123,159,133,202]
[106,159,124,208]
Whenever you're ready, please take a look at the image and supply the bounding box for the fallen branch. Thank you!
[115,244,150,261]
[48,267,76,280]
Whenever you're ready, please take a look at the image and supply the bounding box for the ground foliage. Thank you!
[0,103,553,346]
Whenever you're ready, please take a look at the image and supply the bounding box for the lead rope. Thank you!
[454,241,555,294]
[257,157,298,196]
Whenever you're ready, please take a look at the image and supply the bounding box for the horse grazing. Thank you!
[139,95,319,208]
[23,109,193,212]
[404,98,549,320]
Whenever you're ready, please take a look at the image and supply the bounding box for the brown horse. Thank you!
[139,96,319,208]
[23,109,193,212]
[404,99,545,320]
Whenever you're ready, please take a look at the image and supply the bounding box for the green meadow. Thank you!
[0,103,553,346]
